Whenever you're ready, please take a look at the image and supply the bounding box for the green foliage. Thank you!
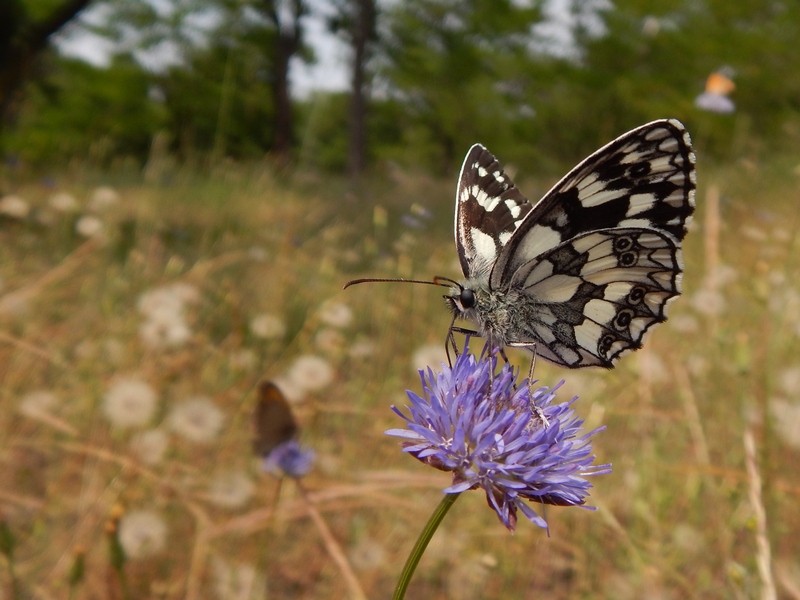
[5,53,165,164]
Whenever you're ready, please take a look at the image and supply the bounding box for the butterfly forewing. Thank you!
[252,381,298,456]
[453,119,695,369]
[456,144,533,279]
[491,119,695,288]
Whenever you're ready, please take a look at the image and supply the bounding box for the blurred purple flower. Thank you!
[386,344,610,531]
[695,92,735,114]
[263,439,316,478]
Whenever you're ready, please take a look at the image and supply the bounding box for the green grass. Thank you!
[0,153,799,599]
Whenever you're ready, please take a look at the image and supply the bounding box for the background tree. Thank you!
[329,0,377,179]
[0,0,93,132]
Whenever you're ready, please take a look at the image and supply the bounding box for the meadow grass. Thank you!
[0,152,799,599]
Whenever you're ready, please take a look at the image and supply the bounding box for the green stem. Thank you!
[392,492,460,600]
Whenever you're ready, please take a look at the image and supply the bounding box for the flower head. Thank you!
[262,439,316,479]
[386,344,610,532]
[103,377,158,428]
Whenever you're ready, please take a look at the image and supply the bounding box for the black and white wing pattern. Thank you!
[451,119,696,368]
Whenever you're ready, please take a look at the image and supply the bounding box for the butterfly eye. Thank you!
[459,288,476,310]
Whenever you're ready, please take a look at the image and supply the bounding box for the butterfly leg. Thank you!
[444,316,481,366]
[507,342,549,428]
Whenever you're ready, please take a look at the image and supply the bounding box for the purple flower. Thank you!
[386,344,610,532]
[262,439,316,479]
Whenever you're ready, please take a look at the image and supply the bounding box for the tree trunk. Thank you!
[262,0,305,166]
[0,0,93,128]
[347,0,376,180]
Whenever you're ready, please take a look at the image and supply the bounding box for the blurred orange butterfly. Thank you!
[705,72,735,96]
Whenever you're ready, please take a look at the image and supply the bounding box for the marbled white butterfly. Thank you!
[347,119,696,369]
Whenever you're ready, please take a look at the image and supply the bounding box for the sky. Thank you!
[55,0,351,98]
[55,0,601,97]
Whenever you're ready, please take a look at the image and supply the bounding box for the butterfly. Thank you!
[347,119,696,369]
[252,381,298,456]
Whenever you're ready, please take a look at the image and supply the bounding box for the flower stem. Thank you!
[392,492,460,600]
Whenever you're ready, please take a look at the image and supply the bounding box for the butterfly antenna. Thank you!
[343,277,455,290]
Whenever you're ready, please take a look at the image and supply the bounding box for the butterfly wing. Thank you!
[491,119,695,288]
[455,144,533,280]
[252,381,298,456]
[509,228,684,367]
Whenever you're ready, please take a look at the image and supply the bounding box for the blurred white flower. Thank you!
[103,377,158,428]
[318,301,353,328]
[48,192,79,212]
[229,348,257,371]
[248,246,268,261]
[636,352,668,383]
[137,283,199,349]
[669,314,699,333]
[211,556,263,600]
[19,390,60,419]
[691,287,726,317]
[139,319,192,349]
[89,186,121,211]
[771,398,800,449]
[118,510,168,559]
[75,215,104,238]
[249,313,286,339]
[285,355,334,393]
[130,429,169,466]
[0,195,30,219]
[779,367,800,397]
[348,339,376,359]
[207,471,255,509]
[349,537,388,571]
[271,376,306,404]
[411,343,447,372]
[169,397,224,443]
[314,328,346,353]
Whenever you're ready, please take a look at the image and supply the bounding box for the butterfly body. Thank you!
[449,119,696,368]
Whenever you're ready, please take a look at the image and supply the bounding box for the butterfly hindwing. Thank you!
[456,144,532,279]
[252,381,298,456]
[509,228,683,367]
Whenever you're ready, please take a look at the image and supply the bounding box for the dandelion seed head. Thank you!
[770,398,800,448]
[411,343,447,372]
[229,348,258,371]
[348,339,376,359]
[691,287,726,317]
[139,319,192,349]
[207,470,255,509]
[130,429,169,465]
[779,366,800,397]
[103,377,158,428]
[314,327,346,353]
[75,215,104,238]
[318,301,353,328]
[249,313,286,339]
[19,390,60,419]
[169,396,224,443]
[48,192,79,212]
[0,195,30,219]
[89,186,120,211]
[286,355,334,393]
[349,537,388,571]
[117,510,167,559]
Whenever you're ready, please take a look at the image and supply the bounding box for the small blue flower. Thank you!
[263,439,316,479]
[386,344,610,532]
